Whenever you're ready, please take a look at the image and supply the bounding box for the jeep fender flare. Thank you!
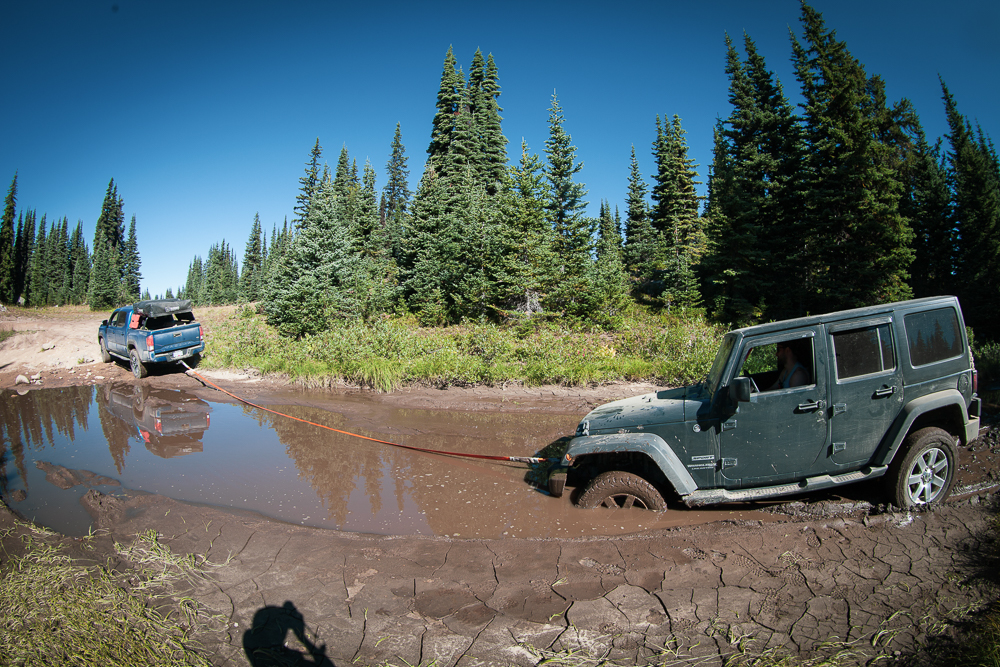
[566,433,699,496]
[875,389,976,466]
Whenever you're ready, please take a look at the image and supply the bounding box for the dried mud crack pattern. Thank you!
[95,492,999,667]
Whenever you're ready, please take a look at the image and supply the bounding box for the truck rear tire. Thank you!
[888,427,958,507]
[577,471,667,511]
[129,348,148,379]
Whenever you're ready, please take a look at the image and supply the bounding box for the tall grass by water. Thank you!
[201,306,725,391]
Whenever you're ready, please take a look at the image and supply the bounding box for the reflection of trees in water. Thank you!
[95,385,132,473]
[0,386,95,491]
[260,402,573,533]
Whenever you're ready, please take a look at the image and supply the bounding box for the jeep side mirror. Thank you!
[729,377,752,403]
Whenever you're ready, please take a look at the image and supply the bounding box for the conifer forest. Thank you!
[2,4,998,337]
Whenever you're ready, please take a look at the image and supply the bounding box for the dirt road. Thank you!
[2,306,999,666]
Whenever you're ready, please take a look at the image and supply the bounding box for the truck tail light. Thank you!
[146,335,154,350]
[199,325,204,340]
[155,418,162,434]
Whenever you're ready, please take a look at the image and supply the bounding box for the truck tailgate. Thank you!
[151,323,202,353]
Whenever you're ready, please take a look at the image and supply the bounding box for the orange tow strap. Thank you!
[179,362,557,465]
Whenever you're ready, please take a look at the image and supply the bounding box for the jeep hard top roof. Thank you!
[731,296,960,338]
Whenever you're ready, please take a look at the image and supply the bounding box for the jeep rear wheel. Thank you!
[888,427,957,507]
[577,471,667,511]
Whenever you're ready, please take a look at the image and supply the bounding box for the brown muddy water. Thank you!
[1,384,777,538]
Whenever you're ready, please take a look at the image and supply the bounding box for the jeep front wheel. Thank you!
[577,471,667,511]
[888,427,958,507]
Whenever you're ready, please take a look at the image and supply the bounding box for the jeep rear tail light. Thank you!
[146,334,154,350]
[973,369,978,394]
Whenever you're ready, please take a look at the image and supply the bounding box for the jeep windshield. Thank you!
[706,333,737,395]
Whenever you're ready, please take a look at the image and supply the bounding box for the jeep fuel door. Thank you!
[719,329,829,487]
[828,319,903,465]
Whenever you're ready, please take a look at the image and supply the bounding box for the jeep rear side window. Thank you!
[905,308,963,367]
[833,324,894,380]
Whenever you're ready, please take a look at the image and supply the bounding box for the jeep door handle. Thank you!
[874,385,897,397]
[797,400,824,412]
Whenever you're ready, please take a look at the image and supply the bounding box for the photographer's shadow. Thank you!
[243,601,334,667]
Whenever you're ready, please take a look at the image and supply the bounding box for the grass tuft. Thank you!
[1,522,221,666]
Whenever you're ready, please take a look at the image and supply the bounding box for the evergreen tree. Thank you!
[942,80,1000,330]
[47,217,70,306]
[69,221,90,305]
[701,33,803,322]
[622,145,664,288]
[494,141,555,314]
[380,123,411,230]
[294,140,323,228]
[89,179,126,307]
[589,201,632,319]
[122,215,142,303]
[239,213,264,302]
[184,256,204,305]
[0,174,17,304]
[543,93,592,315]
[16,210,36,305]
[791,3,914,312]
[88,236,119,310]
[906,132,953,298]
[29,217,48,307]
[427,47,464,179]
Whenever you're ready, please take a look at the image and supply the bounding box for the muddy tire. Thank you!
[577,471,667,511]
[129,348,148,379]
[99,338,111,363]
[888,427,958,507]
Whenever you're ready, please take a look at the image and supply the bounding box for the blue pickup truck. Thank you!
[98,299,205,378]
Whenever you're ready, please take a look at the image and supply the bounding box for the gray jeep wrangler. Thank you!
[549,296,981,509]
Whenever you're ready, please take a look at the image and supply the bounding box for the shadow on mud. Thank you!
[243,601,335,667]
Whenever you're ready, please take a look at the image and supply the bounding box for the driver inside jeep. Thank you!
[767,341,810,390]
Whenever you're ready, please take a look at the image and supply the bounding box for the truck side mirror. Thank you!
[729,377,752,403]
[102,319,108,326]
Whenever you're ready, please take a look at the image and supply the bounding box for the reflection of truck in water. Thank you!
[100,384,212,458]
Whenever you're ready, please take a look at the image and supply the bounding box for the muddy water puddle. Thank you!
[2,384,775,538]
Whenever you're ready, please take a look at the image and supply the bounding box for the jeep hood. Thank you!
[581,385,705,434]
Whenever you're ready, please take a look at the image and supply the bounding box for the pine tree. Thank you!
[29,217,48,307]
[589,201,632,320]
[381,123,411,228]
[15,210,35,305]
[906,131,953,298]
[791,3,914,312]
[622,145,663,288]
[69,221,90,305]
[0,173,17,303]
[701,33,803,322]
[494,141,555,314]
[122,215,142,303]
[239,213,264,302]
[294,140,323,228]
[543,93,592,315]
[427,47,464,179]
[88,236,119,310]
[942,80,1000,330]
[89,180,126,306]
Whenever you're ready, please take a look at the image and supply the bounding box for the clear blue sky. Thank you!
[3,0,997,296]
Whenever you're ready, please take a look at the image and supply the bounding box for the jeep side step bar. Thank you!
[682,465,889,507]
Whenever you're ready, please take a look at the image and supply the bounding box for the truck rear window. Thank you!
[904,307,963,367]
